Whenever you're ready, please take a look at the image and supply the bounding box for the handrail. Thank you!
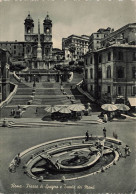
[13,71,21,82]
[76,80,83,86]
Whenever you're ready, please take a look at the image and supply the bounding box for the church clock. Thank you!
[45,36,50,41]
[26,36,31,41]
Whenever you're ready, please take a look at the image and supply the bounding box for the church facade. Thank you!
[0,13,53,70]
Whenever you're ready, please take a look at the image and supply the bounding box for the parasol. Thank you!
[59,106,71,114]
[68,104,85,112]
[115,104,130,111]
[44,106,61,113]
[101,104,118,112]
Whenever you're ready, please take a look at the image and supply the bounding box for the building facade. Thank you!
[88,27,113,51]
[0,48,11,102]
[62,35,89,61]
[84,23,136,103]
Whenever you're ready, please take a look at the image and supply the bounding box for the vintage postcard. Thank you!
[0,0,136,193]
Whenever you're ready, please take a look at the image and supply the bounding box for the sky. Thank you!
[0,0,136,49]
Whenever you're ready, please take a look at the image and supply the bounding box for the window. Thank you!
[133,52,136,61]
[132,86,136,95]
[121,33,124,39]
[90,56,92,64]
[108,52,111,61]
[107,66,111,78]
[132,67,136,78]
[118,51,123,60]
[46,28,50,33]
[34,62,37,69]
[86,59,87,66]
[117,67,124,78]
[90,68,93,79]
[27,27,31,34]
[85,69,88,79]
[97,34,99,38]
[98,67,102,78]
[118,86,122,95]
[99,54,102,63]
[14,45,16,49]
[97,41,99,43]
[90,85,93,91]
[107,86,111,94]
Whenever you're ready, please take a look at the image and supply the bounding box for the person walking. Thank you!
[85,130,89,141]
[103,127,106,138]
[36,107,38,114]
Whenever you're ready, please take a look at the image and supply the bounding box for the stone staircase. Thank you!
[32,83,72,105]
[1,72,100,118]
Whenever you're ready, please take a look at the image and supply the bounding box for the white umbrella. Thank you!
[44,106,61,113]
[101,104,118,112]
[115,104,130,111]
[68,104,85,112]
[59,107,71,114]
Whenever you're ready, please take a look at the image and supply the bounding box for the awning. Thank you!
[128,97,136,106]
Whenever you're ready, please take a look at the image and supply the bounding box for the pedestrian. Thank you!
[13,109,15,116]
[124,145,131,157]
[11,109,13,116]
[85,130,89,141]
[103,127,106,138]
[103,114,108,123]
[113,131,118,139]
[14,153,21,166]
[9,162,16,173]
[36,107,38,114]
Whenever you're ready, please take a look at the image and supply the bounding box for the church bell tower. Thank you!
[43,13,53,59]
[24,13,34,42]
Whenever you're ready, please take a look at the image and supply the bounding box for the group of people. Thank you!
[85,127,107,141]
[10,105,23,118]
[85,129,131,158]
